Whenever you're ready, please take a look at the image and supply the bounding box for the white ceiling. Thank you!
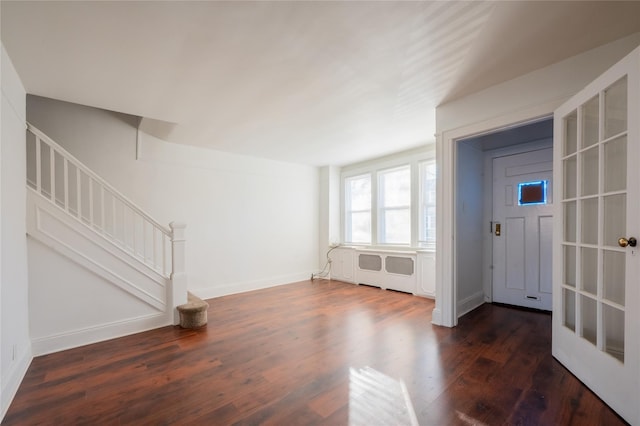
[2,1,640,166]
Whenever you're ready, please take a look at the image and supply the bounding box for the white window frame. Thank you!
[341,146,435,249]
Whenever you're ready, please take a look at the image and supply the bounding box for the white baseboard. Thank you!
[1,344,33,420]
[190,272,312,300]
[31,312,171,356]
[457,291,485,318]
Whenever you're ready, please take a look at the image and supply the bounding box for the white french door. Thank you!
[553,46,640,424]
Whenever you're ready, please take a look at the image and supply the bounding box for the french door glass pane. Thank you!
[581,198,598,245]
[604,135,627,192]
[603,250,625,306]
[564,201,576,242]
[581,295,598,345]
[564,245,576,287]
[582,95,599,148]
[564,111,578,156]
[581,247,597,295]
[603,194,626,247]
[603,304,625,363]
[604,76,627,139]
[581,146,599,196]
[564,288,576,331]
[564,157,577,199]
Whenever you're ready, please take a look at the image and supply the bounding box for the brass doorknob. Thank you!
[618,237,637,248]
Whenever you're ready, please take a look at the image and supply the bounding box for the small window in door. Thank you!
[518,180,547,206]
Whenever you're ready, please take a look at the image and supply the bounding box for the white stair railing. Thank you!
[25,123,188,322]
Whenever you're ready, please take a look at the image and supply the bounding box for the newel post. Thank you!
[169,221,188,325]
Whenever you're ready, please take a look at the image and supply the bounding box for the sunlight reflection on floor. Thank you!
[456,410,488,426]
[348,366,419,426]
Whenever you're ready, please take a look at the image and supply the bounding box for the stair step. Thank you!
[177,292,208,329]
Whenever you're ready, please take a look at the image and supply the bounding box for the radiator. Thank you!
[356,251,417,294]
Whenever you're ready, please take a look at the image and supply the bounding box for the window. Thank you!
[342,152,435,248]
[419,161,436,248]
[345,174,371,244]
[518,180,548,205]
[379,166,411,244]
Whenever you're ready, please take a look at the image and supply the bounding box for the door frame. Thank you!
[435,100,565,327]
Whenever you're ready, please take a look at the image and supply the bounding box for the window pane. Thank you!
[379,166,411,245]
[380,167,410,208]
[603,304,624,363]
[604,135,627,192]
[349,212,371,244]
[345,174,371,244]
[564,288,576,331]
[581,146,599,196]
[564,245,576,287]
[580,247,597,296]
[603,194,626,247]
[518,180,547,205]
[603,249,625,306]
[563,156,577,199]
[581,198,598,245]
[604,76,627,139]
[348,175,371,211]
[564,111,577,156]
[564,201,576,242]
[581,295,597,345]
[382,209,410,244]
[581,95,599,148]
[419,161,436,247]
[423,206,436,244]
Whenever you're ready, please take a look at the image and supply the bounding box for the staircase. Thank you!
[25,123,189,354]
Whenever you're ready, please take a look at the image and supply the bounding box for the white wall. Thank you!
[434,33,640,327]
[455,141,484,316]
[26,96,320,299]
[0,44,32,418]
[318,165,340,267]
[437,33,640,133]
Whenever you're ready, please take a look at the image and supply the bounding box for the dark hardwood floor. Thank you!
[3,280,626,425]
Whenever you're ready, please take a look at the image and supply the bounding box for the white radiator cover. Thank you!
[356,250,417,294]
[330,247,435,297]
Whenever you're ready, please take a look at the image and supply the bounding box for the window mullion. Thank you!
[372,171,379,245]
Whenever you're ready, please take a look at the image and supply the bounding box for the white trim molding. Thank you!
[435,99,566,327]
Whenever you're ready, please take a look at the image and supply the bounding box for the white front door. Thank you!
[493,148,553,310]
[553,46,640,424]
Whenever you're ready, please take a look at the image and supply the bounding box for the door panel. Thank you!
[539,216,553,294]
[505,217,525,290]
[553,46,640,424]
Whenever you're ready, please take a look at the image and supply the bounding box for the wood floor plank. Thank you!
[2,280,627,425]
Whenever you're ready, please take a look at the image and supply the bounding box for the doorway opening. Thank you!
[455,117,554,316]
